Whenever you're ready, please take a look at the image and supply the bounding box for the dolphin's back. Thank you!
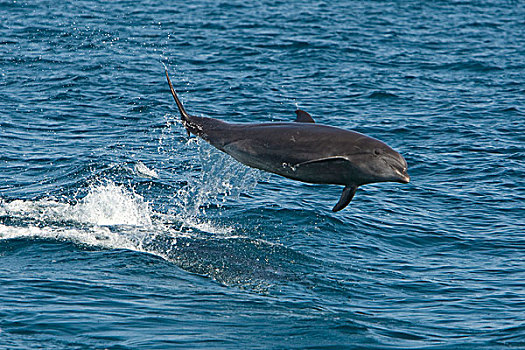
[217,122,374,161]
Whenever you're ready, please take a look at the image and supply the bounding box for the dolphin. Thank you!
[165,71,409,212]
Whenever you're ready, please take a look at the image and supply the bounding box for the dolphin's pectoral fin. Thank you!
[332,186,357,212]
[294,110,315,123]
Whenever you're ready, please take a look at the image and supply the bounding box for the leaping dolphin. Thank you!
[165,71,409,212]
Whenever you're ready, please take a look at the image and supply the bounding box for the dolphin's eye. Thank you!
[374,148,382,156]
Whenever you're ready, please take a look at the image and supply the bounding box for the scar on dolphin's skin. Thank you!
[165,70,409,212]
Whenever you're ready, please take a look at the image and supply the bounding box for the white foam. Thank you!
[134,161,158,179]
[176,215,235,235]
[0,223,141,251]
[0,178,237,252]
[0,182,152,228]
[75,182,153,226]
[0,181,158,250]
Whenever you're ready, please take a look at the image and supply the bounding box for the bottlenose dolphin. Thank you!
[165,71,409,212]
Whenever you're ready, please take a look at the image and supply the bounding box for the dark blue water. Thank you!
[1,0,524,348]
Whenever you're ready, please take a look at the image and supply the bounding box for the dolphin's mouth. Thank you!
[394,167,410,184]
[388,155,410,184]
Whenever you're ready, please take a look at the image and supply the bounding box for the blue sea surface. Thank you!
[1,0,524,349]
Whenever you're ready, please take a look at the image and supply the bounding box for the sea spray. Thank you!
[157,114,267,232]
[170,140,267,232]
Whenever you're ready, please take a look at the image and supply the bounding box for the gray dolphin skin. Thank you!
[165,71,410,212]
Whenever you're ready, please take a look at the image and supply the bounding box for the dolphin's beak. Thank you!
[396,170,410,184]
[389,154,410,184]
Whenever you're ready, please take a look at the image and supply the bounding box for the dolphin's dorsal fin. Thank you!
[295,110,315,123]
[332,186,357,212]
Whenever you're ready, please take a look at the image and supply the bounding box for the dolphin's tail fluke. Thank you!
[165,70,191,135]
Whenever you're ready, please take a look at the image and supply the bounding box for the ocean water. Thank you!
[1,0,524,348]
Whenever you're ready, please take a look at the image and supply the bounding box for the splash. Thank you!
[172,140,267,227]
[0,174,243,249]
[75,181,153,226]
[1,182,152,228]
[0,181,156,250]
[134,161,158,179]
[156,116,267,232]
[0,179,291,291]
